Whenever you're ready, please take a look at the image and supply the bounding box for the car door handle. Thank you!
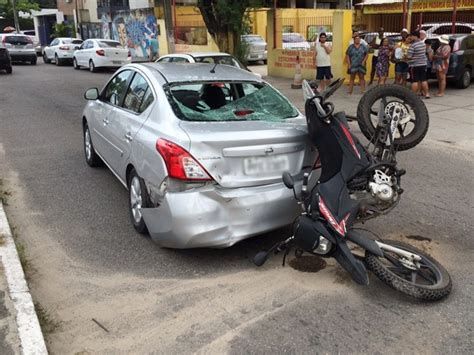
[124,132,133,142]
[103,118,109,125]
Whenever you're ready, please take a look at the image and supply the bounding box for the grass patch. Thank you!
[10,226,31,274]
[34,302,61,335]
[0,179,11,205]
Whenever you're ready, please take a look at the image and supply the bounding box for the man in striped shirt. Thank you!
[407,30,430,98]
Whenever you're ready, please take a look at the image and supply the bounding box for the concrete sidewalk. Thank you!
[264,74,474,151]
[0,203,48,354]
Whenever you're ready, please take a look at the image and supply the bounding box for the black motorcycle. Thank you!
[254,79,452,301]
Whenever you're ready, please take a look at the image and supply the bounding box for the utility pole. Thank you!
[406,0,413,31]
[452,0,458,34]
[10,0,21,32]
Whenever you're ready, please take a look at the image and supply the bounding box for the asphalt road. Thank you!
[0,61,473,353]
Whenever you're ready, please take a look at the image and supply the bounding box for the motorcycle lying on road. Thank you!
[254,79,452,301]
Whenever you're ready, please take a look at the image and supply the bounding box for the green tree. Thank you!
[197,0,270,61]
[52,22,75,38]
[0,0,40,23]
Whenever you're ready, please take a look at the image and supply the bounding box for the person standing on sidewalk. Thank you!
[314,32,332,91]
[376,37,392,85]
[407,30,430,98]
[393,28,410,86]
[345,34,368,95]
[432,34,451,97]
[369,27,385,86]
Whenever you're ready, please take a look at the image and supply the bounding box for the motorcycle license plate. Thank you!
[244,156,290,175]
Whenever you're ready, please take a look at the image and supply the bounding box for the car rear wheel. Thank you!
[83,123,102,167]
[55,54,61,66]
[456,67,471,89]
[6,66,12,74]
[30,57,37,65]
[73,57,80,70]
[43,52,50,64]
[127,169,151,235]
[89,60,96,73]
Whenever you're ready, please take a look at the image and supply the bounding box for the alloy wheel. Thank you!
[130,176,143,224]
[463,71,471,88]
[84,128,92,161]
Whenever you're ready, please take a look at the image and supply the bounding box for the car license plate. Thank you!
[244,156,290,175]
[250,55,258,58]
[112,60,121,65]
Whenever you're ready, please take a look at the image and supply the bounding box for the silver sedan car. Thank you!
[82,63,314,248]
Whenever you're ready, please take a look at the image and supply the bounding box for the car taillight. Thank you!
[59,46,70,50]
[156,139,213,181]
[96,49,105,56]
[127,50,131,57]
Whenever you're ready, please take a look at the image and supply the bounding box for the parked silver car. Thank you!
[82,63,314,248]
[241,34,267,63]
[0,33,37,64]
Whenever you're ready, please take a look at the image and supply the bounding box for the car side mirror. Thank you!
[282,172,294,189]
[84,88,99,100]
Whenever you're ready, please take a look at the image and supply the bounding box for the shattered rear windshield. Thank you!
[167,81,299,122]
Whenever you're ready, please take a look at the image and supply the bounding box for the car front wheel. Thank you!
[83,123,102,167]
[128,169,151,235]
[43,52,50,64]
[73,57,80,70]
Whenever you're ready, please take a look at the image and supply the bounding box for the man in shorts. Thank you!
[314,32,332,91]
[394,28,410,86]
[407,30,430,98]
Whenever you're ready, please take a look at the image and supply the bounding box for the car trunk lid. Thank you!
[179,119,311,188]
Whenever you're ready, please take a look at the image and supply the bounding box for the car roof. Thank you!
[184,52,232,57]
[140,62,262,84]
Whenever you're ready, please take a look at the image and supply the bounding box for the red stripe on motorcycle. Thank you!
[319,197,350,237]
[339,122,361,159]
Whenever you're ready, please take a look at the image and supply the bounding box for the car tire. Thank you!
[127,169,151,235]
[6,66,12,74]
[43,53,51,64]
[83,122,102,167]
[89,60,97,73]
[73,57,80,70]
[456,67,471,89]
[55,54,61,66]
[263,59,267,64]
[30,57,37,65]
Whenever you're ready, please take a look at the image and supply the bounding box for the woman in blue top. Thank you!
[345,34,369,94]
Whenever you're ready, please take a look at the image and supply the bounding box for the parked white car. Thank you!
[43,37,83,65]
[0,33,37,64]
[73,39,131,72]
[282,32,311,50]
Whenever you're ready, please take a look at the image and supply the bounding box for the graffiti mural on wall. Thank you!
[100,8,159,60]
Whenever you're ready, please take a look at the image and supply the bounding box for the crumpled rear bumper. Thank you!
[141,182,300,249]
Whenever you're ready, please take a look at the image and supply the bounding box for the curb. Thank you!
[0,203,48,354]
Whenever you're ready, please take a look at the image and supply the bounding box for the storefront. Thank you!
[356,0,474,32]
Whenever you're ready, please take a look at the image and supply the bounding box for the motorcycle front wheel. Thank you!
[357,85,429,151]
[364,239,452,301]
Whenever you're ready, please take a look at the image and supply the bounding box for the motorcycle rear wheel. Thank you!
[364,239,452,301]
[357,85,429,151]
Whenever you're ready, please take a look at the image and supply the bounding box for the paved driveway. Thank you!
[0,62,473,353]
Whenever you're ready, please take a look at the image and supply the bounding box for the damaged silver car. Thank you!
[82,63,315,248]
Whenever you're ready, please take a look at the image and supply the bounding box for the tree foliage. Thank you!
[0,0,39,28]
[52,22,75,38]
[197,0,271,61]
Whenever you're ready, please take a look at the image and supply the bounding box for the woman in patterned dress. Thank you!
[375,37,391,85]
[432,35,451,97]
[345,34,369,94]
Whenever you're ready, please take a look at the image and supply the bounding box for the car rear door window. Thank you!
[102,70,133,106]
[122,73,153,114]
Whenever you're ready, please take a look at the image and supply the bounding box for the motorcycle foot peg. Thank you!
[253,251,269,267]
[396,169,406,177]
